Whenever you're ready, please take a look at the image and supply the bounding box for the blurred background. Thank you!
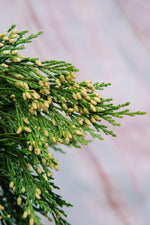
[0,0,150,224]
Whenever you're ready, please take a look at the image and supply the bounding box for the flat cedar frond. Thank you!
[0,25,146,225]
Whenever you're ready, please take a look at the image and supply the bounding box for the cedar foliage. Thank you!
[0,25,146,225]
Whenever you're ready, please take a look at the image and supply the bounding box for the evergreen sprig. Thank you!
[0,25,146,225]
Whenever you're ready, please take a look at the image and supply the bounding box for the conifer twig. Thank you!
[0,25,146,225]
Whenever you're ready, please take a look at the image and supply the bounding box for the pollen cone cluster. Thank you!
[0,25,145,225]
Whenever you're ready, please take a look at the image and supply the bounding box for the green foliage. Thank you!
[0,25,146,225]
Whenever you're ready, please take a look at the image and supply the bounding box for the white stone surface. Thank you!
[0,1,149,224]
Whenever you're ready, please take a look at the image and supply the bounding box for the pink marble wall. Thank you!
[0,1,150,224]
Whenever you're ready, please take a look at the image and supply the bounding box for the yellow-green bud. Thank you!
[70,72,76,79]
[43,174,48,181]
[56,79,61,87]
[1,63,8,68]
[16,127,22,134]
[54,96,58,102]
[22,93,27,100]
[24,127,32,133]
[44,130,49,137]
[29,145,33,151]
[32,91,40,99]
[83,108,89,115]
[45,77,49,82]
[53,159,59,164]
[54,165,59,171]
[45,82,50,89]
[52,118,57,126]
[90,99,97,105]
[62,131,65,137]
[84,80,91,83]
[44,101,49,108]
[85,95,91,101]
[90,104,96,112]
[65,137,70,144]
[81,90,87,97]
[74,105,79,112]
[48,152,53,159]
[94,97,101,103]
[2,32,8,36]
[76,93,82,100]
[22,211,28,219]
[75,130,83,136]
[77,118,83,125]
[19,54,25,59]
[47,96,52,104]
[94,115,101,121]
[36,188,41,195]
[62,104,68,110]
[34,148,41,155]
[68,108,74,113]
[12,29,18,34]
[10,94,15,99]
[35,60,42,66]
[56,212,61,219]
[11,50,18,55]
[68,131,73,139]
[0,205,4,210]
[9,181,14,189]
[3,37,9,41]
[26,92,32,99]
[15,58,21,62]
[61,96,67,102]
[37,167,42,174]
[39,80,44,87]
[73,83,79,88]
[9,39,15,43]
[59,75,65,82]
[32,102,38,109]
[52,136,57,143]
[24,118,30,125]
[29,218,34,225]
[91,117,96,123]
[17,197,22,205]
[66,75,73,82]
[21,187,26,193]
[84,118,92,126]
[72,93,78,100]
[47,172,53,177]
[29,108,35,115]
[2,50,9,55]
[35,193,41,199]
